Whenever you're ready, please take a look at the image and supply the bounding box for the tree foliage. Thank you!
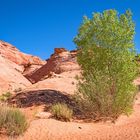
[74,9,138,120]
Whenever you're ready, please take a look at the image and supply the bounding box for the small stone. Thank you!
[35,112,52,119]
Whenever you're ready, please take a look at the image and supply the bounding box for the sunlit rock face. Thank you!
[0,41,80,92]
[25,48,80,83]
[0,40,45,66]
[0,40,45,93]
[0,55,31,93]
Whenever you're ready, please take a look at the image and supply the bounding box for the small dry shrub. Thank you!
[0,92,12,102]
[0,104,28,136]
[51,103,73,121]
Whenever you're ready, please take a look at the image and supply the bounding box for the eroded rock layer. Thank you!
[25,48,80,83]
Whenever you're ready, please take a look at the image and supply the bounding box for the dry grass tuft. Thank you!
[0,104,28,136]
[51,103,73,121]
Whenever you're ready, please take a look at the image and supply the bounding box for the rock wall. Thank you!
[0,40,45,93]
[0,40,45,73]
[25,48,80,83]
[0,40,80,92]
[0,56,31,93]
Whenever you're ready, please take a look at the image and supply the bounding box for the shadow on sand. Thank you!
[8,89,81,115]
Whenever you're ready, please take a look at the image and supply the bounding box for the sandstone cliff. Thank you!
[0,55,31,93]
[25,48,80,83]
[0,40,45,93]
[0,40,45,73]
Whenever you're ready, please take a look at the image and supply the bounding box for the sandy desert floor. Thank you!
[1,72,140,140]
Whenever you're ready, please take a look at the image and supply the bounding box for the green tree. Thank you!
[74,9,138,120]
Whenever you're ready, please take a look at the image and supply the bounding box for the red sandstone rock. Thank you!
[0,40,46,76]
[0,40,45,93]
[0,55,31,93]
[25,48,80,83]
[54,48,67,54]
[0,41,79,92]
[0,40,45,66]
[23,65,43,76]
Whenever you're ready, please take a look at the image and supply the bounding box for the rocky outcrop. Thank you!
[0,40,45,93]
[0,56,31,93]
[25,48,80,83]
[23,65,43,77]
[0,41,44,66]
[0,40,79,91]
[0,40,45,73]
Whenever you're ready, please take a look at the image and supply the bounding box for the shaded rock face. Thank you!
[23,65,43,76]
[25,48,80,83]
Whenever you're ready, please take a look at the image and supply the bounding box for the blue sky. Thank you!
[0,0,139,59]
